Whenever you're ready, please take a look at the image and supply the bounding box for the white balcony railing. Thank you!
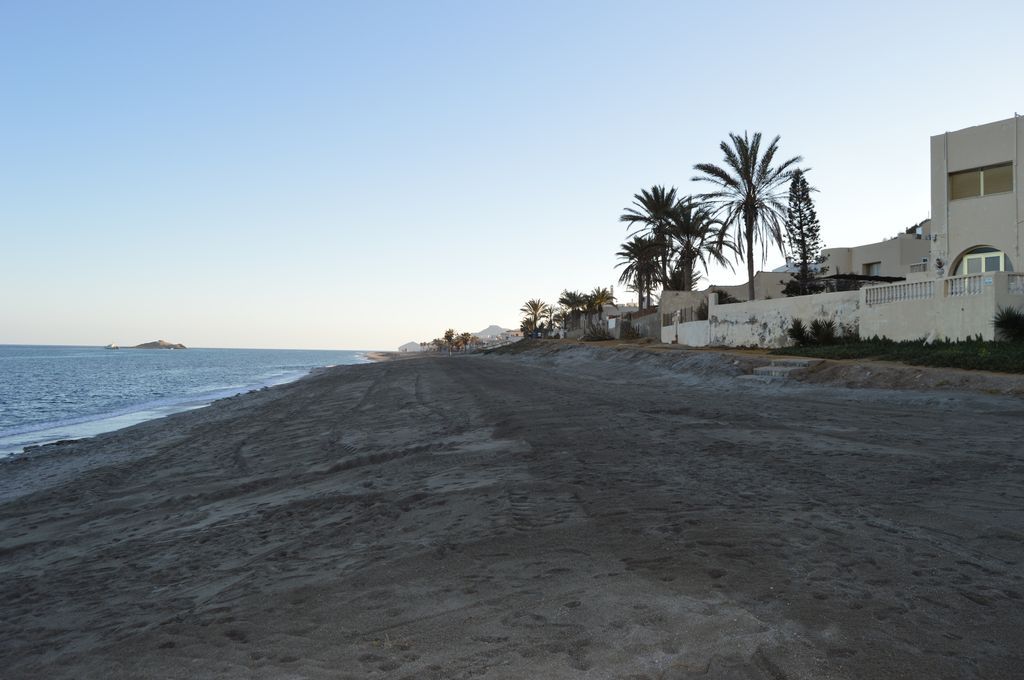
[864,280,935,305]
[946,275,985,297]
[909,262,928,273]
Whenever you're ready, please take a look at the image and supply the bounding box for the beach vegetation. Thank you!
[994,306,1024,342]
[773,336,1024,373]
[581,323,613,341]
[785,317,844,346]
[787,318,809,346]
[693,132,803,301]
[808,318,837,345]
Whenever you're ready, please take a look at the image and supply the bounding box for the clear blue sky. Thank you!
[1,1,1021,349]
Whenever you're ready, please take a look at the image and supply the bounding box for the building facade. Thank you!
[930,116,1023,278]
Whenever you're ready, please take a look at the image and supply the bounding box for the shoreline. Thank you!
[0,354,373,459]
[2,347,1022,678]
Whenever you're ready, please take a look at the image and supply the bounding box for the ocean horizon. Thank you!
[0,344,371,457]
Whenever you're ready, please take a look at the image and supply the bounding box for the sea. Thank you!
[0,345,370,457]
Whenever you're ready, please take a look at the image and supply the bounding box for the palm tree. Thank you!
[580,293,598,328]
[664,197,735,292]
[558,290,586,330]
[619,185,678,286]
[693,132,802,301]
[443,328,456,357]
[589,286,616,322]
[552,308,568,335]
[458,332,474,351]
[543,306,557,336]
[519,299,550,335]
[616,236,660,309]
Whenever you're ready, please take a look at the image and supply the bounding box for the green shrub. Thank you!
[787,318,809,346]
[620,321,641,340]
[994,306,1024,342]
[772,336,1024,373]
[582,324,613,341]
[809,318,837,345]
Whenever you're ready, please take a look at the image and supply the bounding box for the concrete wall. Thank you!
[860,272,1024,342]
[699,291,861,348]
[930,116,1023,277]
[628,311,663,339]
[661,320,710,346]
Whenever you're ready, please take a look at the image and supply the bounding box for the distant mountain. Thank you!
[132,340,187,350]
[475,325,511,338]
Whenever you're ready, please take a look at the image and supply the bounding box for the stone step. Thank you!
[736,373,787,384]
[752,365,803,378]
[767,358,820,368]
[749,358,821,379]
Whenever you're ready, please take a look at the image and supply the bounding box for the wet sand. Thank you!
[2,346,1023,678]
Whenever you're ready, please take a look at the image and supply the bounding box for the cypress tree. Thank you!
[783,170,826,296]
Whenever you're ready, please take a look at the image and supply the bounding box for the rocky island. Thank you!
[105,340,187,350]
[133,340,186,349]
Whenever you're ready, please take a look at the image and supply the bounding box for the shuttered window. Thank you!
[949,163,1013,200]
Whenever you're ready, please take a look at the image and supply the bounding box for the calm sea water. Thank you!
[0,345,369,456]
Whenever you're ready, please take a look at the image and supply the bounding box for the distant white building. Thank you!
[398,341,424,353]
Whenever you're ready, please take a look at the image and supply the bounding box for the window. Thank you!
[949,163,1013,200]
[985,163,1013,194]
[955,247,1014,275]
[950,170,981,200]
[863,262,881,276]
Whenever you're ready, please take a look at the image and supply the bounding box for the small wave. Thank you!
[0,367,322,457]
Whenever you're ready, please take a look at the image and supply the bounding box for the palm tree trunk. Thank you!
[745,218,756,301]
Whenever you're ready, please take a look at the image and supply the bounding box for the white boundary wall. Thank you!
[659,290,860,348]
[657,273,1024,347]
[708,291,861,347]
[860,272,1024,341]
[661,320,710,345]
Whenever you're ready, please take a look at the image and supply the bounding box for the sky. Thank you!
[1,1,1021,350]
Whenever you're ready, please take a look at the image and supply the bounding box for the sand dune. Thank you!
[1,346,1023,678]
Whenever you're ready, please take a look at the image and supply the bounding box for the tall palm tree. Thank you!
[552,308,568,334]
[619,185,678,286]
[664,197,735,292]
[580,293,598,328]
[616,236,660,309]
[543,306,556,336]
[443,328,456,357]
[558,290,586,330]
[589,286,616,322]
[519,299,550,334]
[692,132,803,301]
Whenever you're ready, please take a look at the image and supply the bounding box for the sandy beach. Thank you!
[2,344,1023,678]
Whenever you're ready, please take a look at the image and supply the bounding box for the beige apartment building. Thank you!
[929,116,1023,278]
[823,223,932,278]
[854,115,1024,341]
